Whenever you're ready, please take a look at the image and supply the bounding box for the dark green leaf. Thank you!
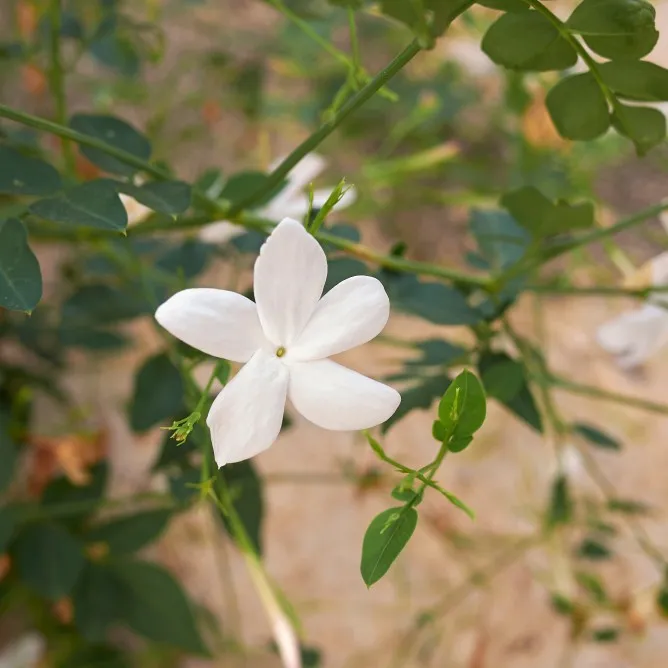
[438,370,486,452]
[111,559,208,654]
[62,284,150,326]
[361,507,418,586]
[591,627,620,642]
[586,28,658,60]
[0,219,42,312]
[547,475,573,527]
[120,180,192,216]
[216,461,264,554]
[388,274,483,325]
[382,375,451,433]
[501,187,595,237]
[219,171,269,207]
[70,114,151,176]
[599,60,668,101]
[546,73,611,140]
[476,356,525,402]
[567,0,655,36]
[551,593,575,615]
[482,11,577,71]
[477,0,527,10]
[657,587,668,616]
[479,352,543,432]
[12,522,85,599]
[0,505,17,552]
[0,407,18,493]
[324,258,369,293]
[57,644,131,668]
[86,508,173,554]
[30,180,128,231]
[0,146,61,195]
[577,537,612,561]
[612,104,666,155]
[73,561,125,641]
[469,209,529,270]
[156,239,212,279]
[130,353,184,432]
[573,422,621,450]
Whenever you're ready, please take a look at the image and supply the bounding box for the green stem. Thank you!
[527,284,668,298]
[226,40,422,215]
[48,0,75,175]
[549,375,668,416]
[348,8,361,76]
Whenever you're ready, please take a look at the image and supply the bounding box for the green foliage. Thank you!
[502,186,595,238]
[110,560,208,655]
[613,104,666,155]
[573,423,621,450]
[216,462,265,555]
[547,475,573,527]
[479,352,543,432]
[436,370,486,452]
[0,505,17,552]
[599,60,668,101]
[30,180,129,231]
[546,74,611,141]
[482,11,577,71]
[360,507,418,586]
[118,180,192,216]
[86,508,173,554]
[0,219,42,312]
[129,353,185,432]
[0,146,61,195]
[12,522,86,599]
[69,114,151,176]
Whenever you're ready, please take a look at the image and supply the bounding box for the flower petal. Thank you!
[207,349,289,467]
[288,359,400,430]
[312,185,356,212]
[254,218,327,346]
[199,220,245,244]
[121,194,152,227]
[291,276,389,361]
[155,288,265,362]
[596,304,668,368]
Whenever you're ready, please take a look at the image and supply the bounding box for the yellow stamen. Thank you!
[276,347,286,358]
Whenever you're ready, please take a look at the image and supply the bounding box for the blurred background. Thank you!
[3,1,668,667]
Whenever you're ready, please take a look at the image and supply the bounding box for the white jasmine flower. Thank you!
[597,251,668,369]
[199,153,356,244]
[156,218,399,466]
[0,633,44,668]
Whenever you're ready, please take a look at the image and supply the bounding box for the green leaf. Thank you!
[73,561,125,641]
[130,353,185,432]
[437,370,486,452]
[577,537,612,560]
[62,284,150,326]
[657,586,668,617]
[573,422,621,451]
[477,0,527,11]
[30,180,128,231]
[0,406,18,495]
[70,114,151,176]
[0,146,62,195]
[156,239,212,279]
[12,523,85,599]
[360,507,418,586]
[0,505,17,552]
[591,627,620,643]
[546,73,611,140]
[547,475,573,527]
[612,104,666,155]
[216,461,264,555]
[576,571,608,604]
[86,508,173,554]
[599,60,668,101]
[479,352,543,432]
[388,274,482,325]
[469,209,529,270]
[57,644,130,668]
[608,498,650,514]
[219,171,269,207]
[119,180,192,216]
[501,187,595,237]
[567,0,655,36]
[482,11,577,71]
[111,559,208,654]
[0,219,42,312]
[382,375,451,434]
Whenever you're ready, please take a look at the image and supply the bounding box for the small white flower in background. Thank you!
[156,217,399,466]
[199,153,356,244]
[597,209,668,368]
[0,633,44,668]
[120,193,153,227]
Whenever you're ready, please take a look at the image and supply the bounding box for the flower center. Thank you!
[275,346,286,358]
